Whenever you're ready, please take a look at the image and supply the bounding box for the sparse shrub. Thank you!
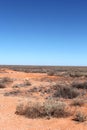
[15,100,70,118]
[4,90,20,96]
[24,80,31,86]
[71,98,85,106]
[43,100,70,118]
[70,72,83,77]
[12,84,19,88]
[29,87,38,92]
[55,72,69,77]
[0,83,6,88]
[53,84,80,99]
[12,81,31,88]
[40,77,52,82]
[47,71,55,76]
[72,81,87,89]
[70,72,87,77]
[0,77,13,83]
[74,111,87,122]
[16,101,46,118]
[15,103,26,115]
[12,83,24,88]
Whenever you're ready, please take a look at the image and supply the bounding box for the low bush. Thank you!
[15,100,70,118]
[0,83,6,88]
[70,72,87,77]
[24,80,31,86]
[4,90,20,96]
[0,77,13,83]
[71,98,85,107]
[13,81,31,88]
[53,84,80,99]
[72,81,87,89]
[70,72,83,77]
[47,71,55,76]
[74,111,87,122]
[43,100,70,118]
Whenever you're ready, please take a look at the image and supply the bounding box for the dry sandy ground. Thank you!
[0,69,87,130]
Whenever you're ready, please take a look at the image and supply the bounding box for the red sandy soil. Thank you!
[0,69,87,130]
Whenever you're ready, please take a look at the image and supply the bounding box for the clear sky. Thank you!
[0,0,87,66]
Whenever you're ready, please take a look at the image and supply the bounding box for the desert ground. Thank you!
[0,66,87,130]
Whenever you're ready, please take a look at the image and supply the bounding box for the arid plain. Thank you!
[0,66,87,130]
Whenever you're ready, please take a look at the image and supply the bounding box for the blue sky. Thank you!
[0,0,87,65]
